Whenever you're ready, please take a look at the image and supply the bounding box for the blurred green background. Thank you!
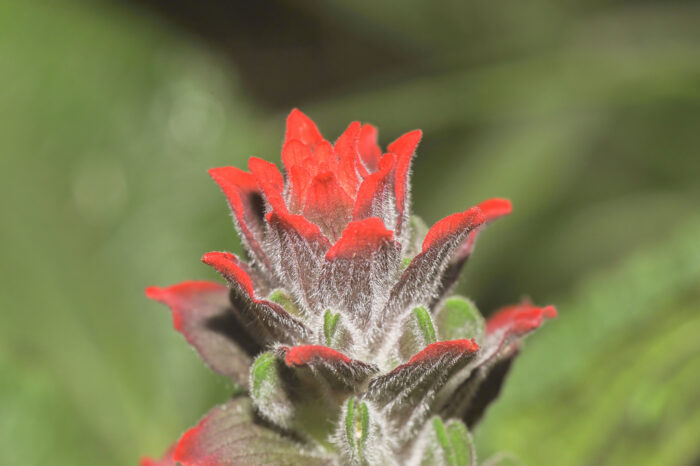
[1,1,699,464]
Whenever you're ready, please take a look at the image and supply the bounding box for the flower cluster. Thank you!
[143,110,556,465]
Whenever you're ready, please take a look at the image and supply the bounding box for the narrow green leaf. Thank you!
[358,401,370,450]
[323,309,340,347]
[250,352,277,398]
[345,397,356,450]
[446,420,475,466]
[432,417,456,466]
[248,352,299,430]
[414,306,437,344]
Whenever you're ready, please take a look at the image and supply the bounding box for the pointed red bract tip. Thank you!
[358,123,381,172]
[334,122,362,195]
[486,303,558,335]
[422,207,485,252]
[334,121,361,156]
[248,156,287,213]
[387,129,422,159]
[145,281,226,303]
[406,339,479,365]
[249,156,284,194]
[478,198,512,222]
[543,305,558,319]
[388,129,423,217]
[207,166,260,216]
[388,130,422,221]
[208,166,257,192]
[353,152,397,219]
[266,209,330,246]
[173,419,215,465]
[145,281,227,331]
[285,108,324,147]
[201,251,255,297]
[282,345,352,366]
[145,286,165,302]
[326,217,394,260]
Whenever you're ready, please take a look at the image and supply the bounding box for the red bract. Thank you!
[144,110,556,466]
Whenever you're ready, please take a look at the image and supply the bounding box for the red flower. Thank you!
[144,110,556,465]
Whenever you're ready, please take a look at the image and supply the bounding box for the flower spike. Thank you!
[145,109,556,465]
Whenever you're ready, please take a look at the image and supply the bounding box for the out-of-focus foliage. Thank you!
[477,218,700,465]
[0,0,698,465]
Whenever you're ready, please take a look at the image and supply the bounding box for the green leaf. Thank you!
[421,418,476,466]
[339,398,392,465]
[397,306,440,361]
[343,397,371,461]
[432,417,455,466]
[358,401,370,453]
[436,296,485,344]
[268,289,303,318]
[345,397,356,450]
[414,306,437,344]
[251,351,350,447]
[250,352,277,398]
[323,309,341,347]
[446,420,476,466]
[249,352,294,429]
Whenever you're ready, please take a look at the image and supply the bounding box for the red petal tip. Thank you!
[335,121,361,149]
[145,281,227,331]
[358,123,382,171]
[201,251,255,297]
[543,305,558,319]
[326,217,394,260]
[266,209,328,244]
[145,285,164,301]
[352,152,397,219]
[478,198,512,222]
[247,156,287,212]
[207,166,224,178]
[285,109,324,146]
[173,422,208,464]
[387,129,423,158]
[207,166,255,187]
[282,345,352,366]
[249,156,284,190]
[407,339,479,365]
[145,281,226,304]
[486,303,557,335]
[422,207,486,252]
